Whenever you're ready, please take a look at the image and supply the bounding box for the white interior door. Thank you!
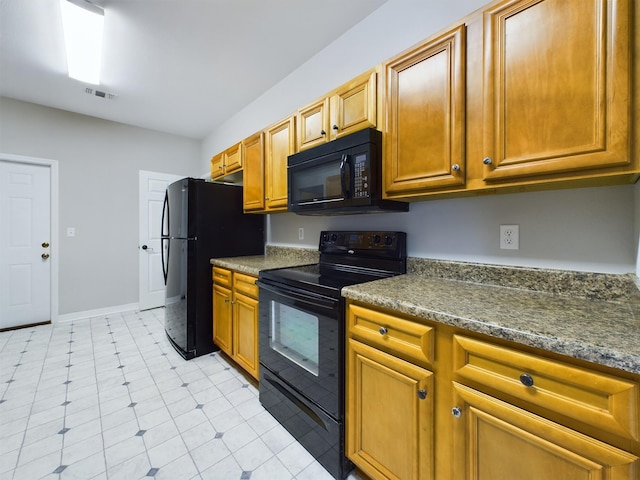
[0,160,51,328]
[139,170,184,311]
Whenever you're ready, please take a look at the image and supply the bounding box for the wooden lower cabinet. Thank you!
[212,267,259,380]
[346,338,434,480]
[232,290,259,378]
[212,278,233,353]
[345,300,640,480]
[451,383,639,480]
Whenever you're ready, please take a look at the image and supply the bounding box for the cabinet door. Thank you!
[212,283,232,355]
[210,152,224,180]
[384,25,466,198]
[224,142,242,175]
[233,291,259,380]
[331,69,377,141]
[347,339,434,480]
[452,383,639,480]
[297,97,330,151]
[242,132,265,212]
[265,116,295,211]
[482,0,631,181]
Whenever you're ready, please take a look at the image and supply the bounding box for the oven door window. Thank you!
[270,303,319,376]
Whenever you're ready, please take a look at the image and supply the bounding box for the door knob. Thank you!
[41,253,50,259]
[42,242,50,248]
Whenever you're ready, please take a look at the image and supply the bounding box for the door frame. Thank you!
[0,153,59,324]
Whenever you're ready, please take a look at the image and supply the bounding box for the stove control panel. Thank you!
[319,231,406,257]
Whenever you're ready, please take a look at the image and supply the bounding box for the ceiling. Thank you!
[0,0,387,139]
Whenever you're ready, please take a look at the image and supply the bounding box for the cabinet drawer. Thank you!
[212,267,232,288]
[348,303,434,365]
[233,272,258,299]
[453,335,640,441]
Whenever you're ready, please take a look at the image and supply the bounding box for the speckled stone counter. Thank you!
[210,246,318,276]
[342,259,640,375]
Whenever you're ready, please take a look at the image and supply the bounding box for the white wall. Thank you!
[201,0,638,275]
[270,185,635,274]
[0,97,202,315]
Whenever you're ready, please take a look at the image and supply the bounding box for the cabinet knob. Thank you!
[42,242,50,248]
[519,373,535,387]
[452,406,462,418]
[483,157,493,165]
[41,253,50,260]
[224,298,229,303]
[332,124,339,131]
[417,389,427,400]
[452,163,460,172]
[320,130,326,136]
[378,326,388,335]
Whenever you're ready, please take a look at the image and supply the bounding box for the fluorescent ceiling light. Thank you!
[60,0,104,85]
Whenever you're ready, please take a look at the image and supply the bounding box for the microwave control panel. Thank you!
[352,153,369,198]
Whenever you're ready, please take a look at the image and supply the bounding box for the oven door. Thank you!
[257,279,343,418]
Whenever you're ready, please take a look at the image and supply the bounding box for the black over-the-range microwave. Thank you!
[287,128,409,215]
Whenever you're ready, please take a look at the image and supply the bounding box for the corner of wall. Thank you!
[635,181,640,278]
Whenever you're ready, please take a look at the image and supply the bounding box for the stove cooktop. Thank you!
[258,263,392,298]
[258,231,407,298]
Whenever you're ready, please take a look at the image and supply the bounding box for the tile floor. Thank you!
[0,308,364,480]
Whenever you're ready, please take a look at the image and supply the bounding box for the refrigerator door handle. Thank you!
[161,190,169,238]
[161,190,170,285]
[161,237,169,285]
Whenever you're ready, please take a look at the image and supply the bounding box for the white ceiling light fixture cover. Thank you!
[59,0,104,85]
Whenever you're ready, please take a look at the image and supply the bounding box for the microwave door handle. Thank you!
[339,154,352,198]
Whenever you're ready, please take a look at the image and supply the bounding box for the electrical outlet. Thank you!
[298,227,304,240]
[500,224,519,250]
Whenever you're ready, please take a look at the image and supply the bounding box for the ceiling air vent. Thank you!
[84,87,116,100]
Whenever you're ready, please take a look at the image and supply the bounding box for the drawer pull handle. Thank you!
[378,326,388,335]
[519,373,534,387]
[452,406,462,418]
[417,389,427,400]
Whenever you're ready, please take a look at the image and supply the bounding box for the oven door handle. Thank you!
[256,280,338,312]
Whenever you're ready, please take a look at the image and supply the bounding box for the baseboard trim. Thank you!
[57,302,140,323]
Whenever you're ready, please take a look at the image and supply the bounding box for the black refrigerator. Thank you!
[161,178,264,359]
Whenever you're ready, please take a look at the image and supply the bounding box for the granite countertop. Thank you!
[210,246,318,276]
[211,248,640,375]
[342,259,640,375]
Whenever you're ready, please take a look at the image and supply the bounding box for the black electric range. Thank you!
[257,231,407,479]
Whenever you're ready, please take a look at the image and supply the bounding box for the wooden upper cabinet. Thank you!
[210,152,224,180]
[481,0,631,181]
[224,142,242,174]
[265,116,295,211]
[331,69,377,140]
[210,142,243,180]
[242,132,265,212]
[297,97,330,151]
[384,25,466,198]
[297,69,378,151]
